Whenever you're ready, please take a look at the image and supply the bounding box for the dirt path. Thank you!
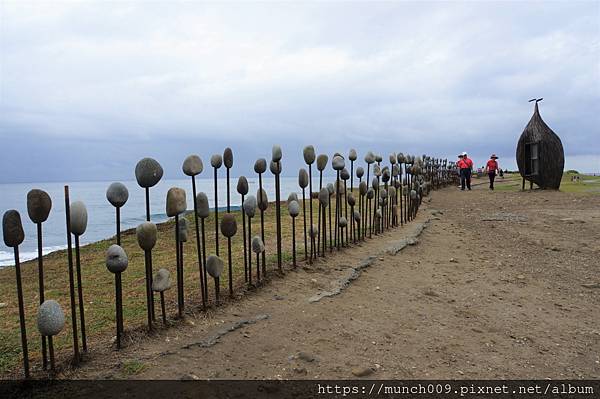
[70,179,600,379]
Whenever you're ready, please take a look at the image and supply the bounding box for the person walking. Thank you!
[485,154,499,190]
[457,151,473,190]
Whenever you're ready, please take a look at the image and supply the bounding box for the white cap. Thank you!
[461,152,467,156]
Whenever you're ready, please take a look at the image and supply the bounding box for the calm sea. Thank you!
[0,176,302,267]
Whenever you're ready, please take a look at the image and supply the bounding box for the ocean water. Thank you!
[0,176,302,267]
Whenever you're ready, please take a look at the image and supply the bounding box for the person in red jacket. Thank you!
[485,154,499,190]
[458,152,473,190]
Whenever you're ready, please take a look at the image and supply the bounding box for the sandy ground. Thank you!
[66,178,600,380]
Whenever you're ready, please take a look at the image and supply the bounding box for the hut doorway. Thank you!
[523,141,540,177]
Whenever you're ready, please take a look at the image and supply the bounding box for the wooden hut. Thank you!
[516,99,564,190]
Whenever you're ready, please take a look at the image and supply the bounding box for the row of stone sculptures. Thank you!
[2,145,456,378]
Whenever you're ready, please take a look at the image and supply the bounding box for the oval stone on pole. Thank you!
[254,158,267,174]
[223,148,234,169]
[316,154,328,171]
[182,155,203,177]
[106,244,128,274]
[2,210,24,247]
[196,192,210,219]
[269,160,281,175]
[236,176,249,196]
[272,145,282,163]
[318,188,329,207]
[288,200,300,217]
[220,213,237,238]
[37,300,65,337]
[152,268,172,292]
[27,189,52,224]
[251,236,265,253]
[303,145,316,165]
[243,195,257,218]
[135,158,164,188]
[349,149,357,161]
[206,255,224,278]
[332,155,345,171]
[136,222,157,251]
[106,183,129,208]
[166,187,187,217]
[257,189,269,211]
[298,169,309,188]
[69,201,88,236]
[178,218,188,242]
[356,166,364,179]
[210,154,223,168]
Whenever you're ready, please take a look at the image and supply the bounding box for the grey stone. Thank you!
[243,195,257,218]
[318,188,329,207]
[220,213,237,238]
[352,367,374,377]
[2,210,24,247]
[371,177,379,190]
[316,154,328,171]
[410,190,417,200]
[373,164,381,177]
[397,153,406,163]
[366,188,374,199]
[388,186,396,200]
[206,255,224,278]
[269,160,281,175]
[210,154,223,168]
[375,209,382,219]
[348,149,357,161]
[27,189,52,223]
[332,155,345,170]
[196,192,210,219]
[136,222,157,251]
[182,155,203,176]
[353,210,361,222]
[359,181,367,196]
[69,201,88,236]
[106,182,129,208]
[339,217,348,228]
[37,300,65,336]
[392,164,400,177]
[298,168,309,188]
[356,166,364,178]
[178,218,188,242]
[271,145,282,162]
[223,147,234,168]
[327,183,334,195]
[254,158,267,174]
[303,145,315,165]
[166,187,187,217]
[309,224,319,238]
[287,192,298,205]
[135,157,163,188]
[236,176,249,195]
[106,244,128,273]
[347,193,356,207]
[152,268,171,292]
[389,153,397,164]
[364,151,375,164]
[257,188,269,211]
[340,168,350,180]
[375,154,383,163]
[288,200,300,217]
[380,189,388,199]
[251,236,265,253]
[382,168,390,182]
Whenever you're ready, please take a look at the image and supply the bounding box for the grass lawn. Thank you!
[492,172,600,194]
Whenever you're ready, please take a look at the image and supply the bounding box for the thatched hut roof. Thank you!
[516,100,564,189]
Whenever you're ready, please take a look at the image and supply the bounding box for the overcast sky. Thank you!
[0,1,598,183]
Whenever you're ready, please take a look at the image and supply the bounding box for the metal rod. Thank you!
[292,217,296,267]
[36,222,48,370]
[302,188,307,261]
[74,235,87,352]
[350,160,354,243]
[317,171,322,255]
[258,172,266,274]
[179,240,184,312]
[214,168,219,256]
[48,336,55,376]
[248,216,253,285]
[160,291,167,325]
[191,176,206,309]
[226,168,230,212]
[328,194,332,252]
[115,272,122,349]
[227,236,233,296]
[275,164,282,271]
[214,277,220,306]
[344,180,348,244]
[175,215,182,318]
[201,218,208,300]
[145,187,150,222]
[241,194,247,283]
[14,246,30,378]
[308,164,313,264]
[144,251,153,331]
[336,171,341,250]
[64,186,80,364]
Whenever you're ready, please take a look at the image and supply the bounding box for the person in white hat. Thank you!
[485,154,499,190]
